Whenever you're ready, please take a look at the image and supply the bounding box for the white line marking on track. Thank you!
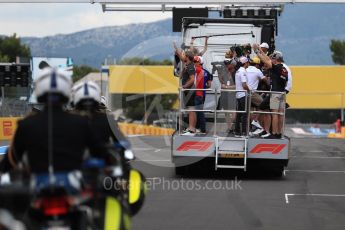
[285,170,345,173]
[285,193,345,204]
[127,135,146,138]
[297,150,344,154]
[132,147,154,151]
[291,128,312,135]
[133,159,171,162]
[146,177,161,180]
[154,149,162,153]
[291,156,345,159]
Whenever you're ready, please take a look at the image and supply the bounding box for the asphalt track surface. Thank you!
[130,136,345,230]
[1,135,345,230]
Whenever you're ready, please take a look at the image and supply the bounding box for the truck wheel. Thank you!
[271,168,284,178]
[175,166,186,176]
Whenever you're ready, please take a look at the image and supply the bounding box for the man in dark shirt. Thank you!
[179,51,197,135]
[253,45,288,139]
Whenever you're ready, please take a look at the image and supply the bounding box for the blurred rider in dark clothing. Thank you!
[0,68,107,173]
[72,81,133,160]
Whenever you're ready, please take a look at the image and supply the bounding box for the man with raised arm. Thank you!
[253,44,288,139]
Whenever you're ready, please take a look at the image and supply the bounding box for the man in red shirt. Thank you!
[194,56,206,134]
[194,56,205,97]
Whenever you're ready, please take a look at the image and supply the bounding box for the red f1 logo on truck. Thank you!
[177,141,213,152]
[250,144,286,154]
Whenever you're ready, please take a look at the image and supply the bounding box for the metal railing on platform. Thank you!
[178,88,287,137]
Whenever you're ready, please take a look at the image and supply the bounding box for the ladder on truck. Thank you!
[214,89,249,171]
[215,137,247,171]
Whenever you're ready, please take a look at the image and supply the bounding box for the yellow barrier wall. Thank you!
[287,66,345,109]
[109,65,345,109]
[1,66,344,140]
[109,66,179,94]
[0,117,21,141]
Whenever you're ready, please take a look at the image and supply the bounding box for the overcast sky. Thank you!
[0,3,171,37]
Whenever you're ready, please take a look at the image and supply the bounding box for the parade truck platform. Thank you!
[172,132,290,176]
[171,89,290,177]
[172,16,290,176]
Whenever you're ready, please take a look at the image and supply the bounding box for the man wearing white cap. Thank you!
[234,56,250,137]
[260,42,269,54]
[253,45,289,139]
[221,59,238,133]
[273,51,293,94]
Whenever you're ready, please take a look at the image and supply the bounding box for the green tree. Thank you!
[330,39,345,65]
[0,34,31,62]
[117,57,175,122]
[125,94,178,123]
[72,65,100,82]
[118,57,172,65]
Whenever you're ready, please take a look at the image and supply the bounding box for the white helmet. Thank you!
[73,81,101,106]
[34,67,72,102]
[100,96,107,107]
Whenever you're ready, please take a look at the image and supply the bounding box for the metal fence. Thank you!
[0,98,30,117]
[178,88,287,136]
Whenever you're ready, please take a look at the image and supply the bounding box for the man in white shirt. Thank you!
[246,57,268,135]
[234,56,250,137]
[246,57,266,104]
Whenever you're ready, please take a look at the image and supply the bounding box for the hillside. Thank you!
[22,19,176,67]
[20,4,345,67]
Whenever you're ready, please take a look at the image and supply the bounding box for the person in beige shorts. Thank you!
[251,92,263,107]
[220,59,237,133]
[253,45,288,139]
[270,93,285,110]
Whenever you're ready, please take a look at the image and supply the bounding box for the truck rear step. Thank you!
[215,137,247,171]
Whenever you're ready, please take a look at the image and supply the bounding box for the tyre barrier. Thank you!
[118,123,174,136]
[328,127,345,139]
[0,117,174,141]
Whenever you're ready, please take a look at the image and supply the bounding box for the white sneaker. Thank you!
[251,120,263,129]
[261,132,271,138]
[234,133,245,138]
[196,129,206,134]
[181,130,196,136]
[252,128,264,135]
